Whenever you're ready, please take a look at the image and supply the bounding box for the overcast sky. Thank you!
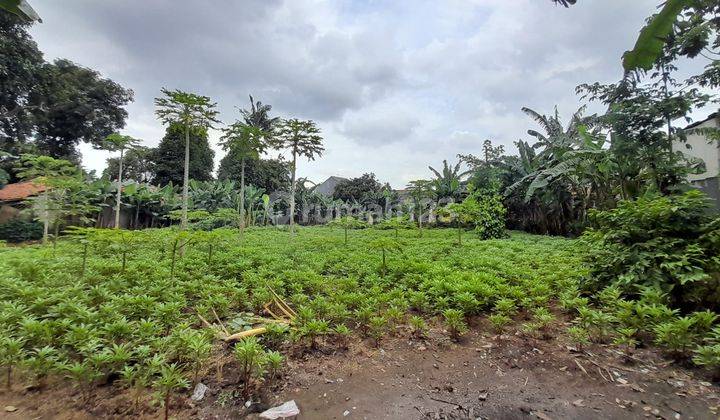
[28,0,711,188]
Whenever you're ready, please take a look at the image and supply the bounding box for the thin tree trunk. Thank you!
[43,189,49,244]
[181,124,190,231]
[164,392,170,420]
[662,65,674,157]
[135,203,140,229]
[115,148,123,229]
[289,151,297,234]
[240,156,246,235]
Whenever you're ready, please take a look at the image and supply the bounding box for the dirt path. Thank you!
[260,329,719,420]
[2,326,718,419]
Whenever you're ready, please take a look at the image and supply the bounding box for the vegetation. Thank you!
[1,1,720,415]
[272,118,324,233]
[583,191,720,312]
[154,89,220,231]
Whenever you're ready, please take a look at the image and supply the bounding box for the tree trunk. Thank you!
[181,124,190,231]
[164,392,170,420]
[115,148,123,229]
[42,189,49,244]
[240,156,246,235]
[135,203,140,229]
[289,151,297,233]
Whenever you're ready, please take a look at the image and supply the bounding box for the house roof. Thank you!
[684,112,719,130]
[0,181,47,202]
[314,176,349,196]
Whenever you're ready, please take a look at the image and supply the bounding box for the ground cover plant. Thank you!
[0,226,584,411]
[1,224,718,415]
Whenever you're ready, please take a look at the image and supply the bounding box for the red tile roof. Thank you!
[0,181,47,202]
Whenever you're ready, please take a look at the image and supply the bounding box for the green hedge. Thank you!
[0,219,43,243]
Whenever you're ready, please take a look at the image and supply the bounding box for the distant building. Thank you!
[674,112,720,210]
[0,181,47,223]
[314,176,348,196]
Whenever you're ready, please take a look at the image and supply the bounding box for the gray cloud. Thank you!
[29,0,711,188]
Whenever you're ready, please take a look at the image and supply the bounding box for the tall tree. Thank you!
[428,160,470,202]
[30,59,134,162]
[96,133,140,229]
[155,89,219,230]
[14,154,77,243]
[240,95,280,132]
[406,179,433,234]
[102,145,153,183]
[219,122,268,233]
[0,12,42,159]
[217,154,290,193]
[150,124,214,187]
[332,173,384,204]
[273,119,324,233]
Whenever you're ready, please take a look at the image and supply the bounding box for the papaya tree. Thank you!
[273,119,324,234]
[154,89,220,231]
[369,237,403,276]
[96,133,141,229]
[220,123,268,236]
[15,154,77,243]
[328,215,366,245]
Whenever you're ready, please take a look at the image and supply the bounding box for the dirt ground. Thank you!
[2,320,719,420]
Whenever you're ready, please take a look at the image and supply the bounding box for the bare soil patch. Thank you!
[1,323,718,419]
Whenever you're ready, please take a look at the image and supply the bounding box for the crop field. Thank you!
[0,228,584,412]
[1,226,719,418]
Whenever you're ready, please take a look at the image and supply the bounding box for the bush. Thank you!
[439,189,506,241]
[0,219,43,243]
[582,191,720,312]
[472,190,507,240]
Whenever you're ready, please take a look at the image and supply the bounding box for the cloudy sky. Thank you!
[28,0,710,188]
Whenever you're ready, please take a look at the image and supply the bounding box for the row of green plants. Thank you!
[0,226,578,412]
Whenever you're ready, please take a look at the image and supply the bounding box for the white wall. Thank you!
[674,116,720,182]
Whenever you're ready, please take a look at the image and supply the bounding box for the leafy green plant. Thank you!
[368,237,403,276]
[409,315,428,338]
[265,350,284,382]
[0,219,43,243]
[577,307,616,343]
[583,191,720,312]
[442,309,468,341]
[612,327,639,354]
[153,363,190,420]
[368,316,387,346]
[488,313,512,333]
[24,346,58,388]
[62,360,102,404]
[328,216,366,245]
[375,216,415,238]
[297,319,330,349]
[234,337,267,398]
[120,365,151,414]
[333,324,352,348]
[693,344,720,379]
[0,336,25,389]
[567,326,590,351]
[186,333,212,387]
[654,316,699,359]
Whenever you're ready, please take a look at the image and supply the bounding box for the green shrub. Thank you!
[442,309,468,341]
[408,315,425,336]
[0,219,43,243]
[488,313,512,332]
[583,191,720,311]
